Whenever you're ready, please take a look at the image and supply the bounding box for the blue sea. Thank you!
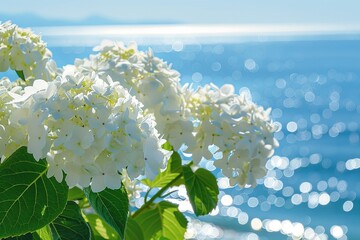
[8,26,360,239]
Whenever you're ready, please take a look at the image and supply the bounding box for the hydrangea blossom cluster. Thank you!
[0,22,279,191]
[0,77,27,160]
[73,41,194,150]
[71,41,279,187]
[3,70,171,192]
[185,83,279,187]
[0,21,57,81]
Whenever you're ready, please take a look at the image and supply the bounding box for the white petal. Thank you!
[104,174,121,190]
[91,176,106,192]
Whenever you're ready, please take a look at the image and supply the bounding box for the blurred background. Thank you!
[2,0,360,26]
[2,1,360,239]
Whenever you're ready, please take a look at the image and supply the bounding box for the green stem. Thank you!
[144,187,152,203]
[133,173,183,218]
[160,189,178,199]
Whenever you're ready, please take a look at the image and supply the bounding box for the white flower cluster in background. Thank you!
[73,41,195,150]
[185,83,279,187]
[0,21,58,81]
[120,169,144,205]
[2,71,171,192]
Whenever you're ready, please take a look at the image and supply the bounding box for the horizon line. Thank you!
[33,24,360,46]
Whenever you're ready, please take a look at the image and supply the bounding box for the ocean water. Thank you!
[5,29,360,239]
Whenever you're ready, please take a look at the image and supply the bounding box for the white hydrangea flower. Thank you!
[0,77,27,160]
[73,42,279,187]
[73,41,195,151]
[89,153,122,192]
[0,21,59,81]
[5,71,171,192]
[120,169,143,206]
[186,83,279,187]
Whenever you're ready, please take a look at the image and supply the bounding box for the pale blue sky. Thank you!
[1,0,360,26]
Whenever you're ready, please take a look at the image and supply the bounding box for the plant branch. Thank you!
[160,189,178,199]
[144,187,152,204]
[133,159,193,218]
[132,173,183,218]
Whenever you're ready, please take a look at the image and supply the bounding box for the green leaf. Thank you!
[133,201,187,240]
[84,185,129,239]
[34,225,53,240]
[143,150,184,188]
[50,201,91,240]
[85,214,119,240]
[161,141,173,151]
[124,217,144,240]
[67,187,85,201]
[164,151,182,174]
[0,147,68,238]
[4,225,53,240]
[15,70,25,81]
[183,165,219,216]
[4,233,33,240]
